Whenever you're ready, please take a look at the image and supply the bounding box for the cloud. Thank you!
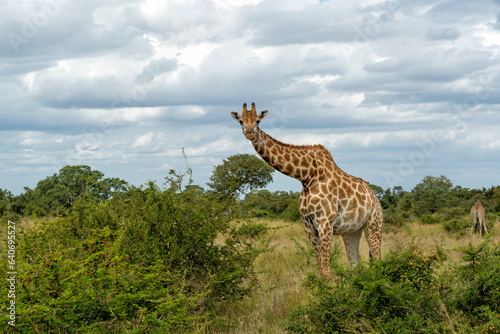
[425,26,461,40]
[1,0,500,195]
[135,58,178,84]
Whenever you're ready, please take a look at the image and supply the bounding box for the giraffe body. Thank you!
[231,103,383,281]
[470,200,488,236]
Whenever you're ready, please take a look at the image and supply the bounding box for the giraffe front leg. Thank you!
[317,220,334,282]
[301,217,323,275]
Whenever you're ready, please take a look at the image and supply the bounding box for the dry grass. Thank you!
[202,218,500,334]
[204,220,317,334]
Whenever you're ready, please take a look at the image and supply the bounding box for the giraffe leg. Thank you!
[471,212,477,235]
[481,214,488,236]
[483,219,488,235]
[342,229,363,265]
[317,219,334,282]
[301,217,323,275]
[364,210,383,261]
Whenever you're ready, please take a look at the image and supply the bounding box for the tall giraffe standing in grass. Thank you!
[470,200,488,236]
[231,103,383,281]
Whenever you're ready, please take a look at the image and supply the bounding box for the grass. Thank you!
[202,218,500,333]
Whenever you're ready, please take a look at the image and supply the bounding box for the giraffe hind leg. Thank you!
[342,229,363,265]
[364,210,383,261]
[471,215,476,235]
[481,215,488,236]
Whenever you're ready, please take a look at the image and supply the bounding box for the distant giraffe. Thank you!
[470,200,488,236]
[231,103,383,281]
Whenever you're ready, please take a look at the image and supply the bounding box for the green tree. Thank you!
[368,183,384,199]
[492,186,500,212]
[412,175,453,215]
[11,165,129,216]
[207,154,275,197]
[0,188,13,217]
[35,165,105,209]
[90,177,129,200]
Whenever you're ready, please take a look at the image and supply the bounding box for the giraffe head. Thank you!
[231,103,268,141]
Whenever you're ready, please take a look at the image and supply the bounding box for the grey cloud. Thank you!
[425,26,461,40]
[363,48,494,83]
[494,14,500,30]
[246,2,358,46]
[135,58,178,84]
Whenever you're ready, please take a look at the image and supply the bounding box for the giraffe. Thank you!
[470,200,488,236]
[231,103,383,281]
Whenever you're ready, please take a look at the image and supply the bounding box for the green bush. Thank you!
[0,171,269,333]
[442,218,470,234]
[286,240,500,333]
[286,243,448,333]
[239,190,301,222]
[451,240,500,327]
[441,206,467,221]
[383,210,405,228]
[420,214,441,224]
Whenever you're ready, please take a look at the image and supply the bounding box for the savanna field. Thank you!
[1,162,500,333]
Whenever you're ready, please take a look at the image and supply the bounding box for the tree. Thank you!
[412,175,453,215]
[207,154,275,197]
[0,188,13,217]
[90,177,129,200]
[12,165,129,215]
[35,165,105,209]
[368,183,384,199]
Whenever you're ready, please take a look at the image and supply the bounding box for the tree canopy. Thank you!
[207,154,275,197]
[9,165,128,216]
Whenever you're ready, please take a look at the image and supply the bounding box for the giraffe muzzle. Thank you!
[244,130,256,140]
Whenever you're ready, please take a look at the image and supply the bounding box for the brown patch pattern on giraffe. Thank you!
[231,103,383,281]
[470,200,488,236]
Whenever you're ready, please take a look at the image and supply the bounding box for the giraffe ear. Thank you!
[257,110,268,122]
[231,111,242,123]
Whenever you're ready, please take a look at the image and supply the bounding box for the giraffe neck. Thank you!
[252,129,336,185]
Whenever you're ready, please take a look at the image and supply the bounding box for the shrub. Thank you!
[0,170,269,333]
[383,210,405,228]
[451,240,500,327]
[420,214,441,224]
[256,209,275,219]
[442,218,470,234]
[441,206,467,221]
[285,243,448,333]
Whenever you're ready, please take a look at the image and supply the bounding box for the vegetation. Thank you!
[0,166,270,333]
[1,157,499,333]
[207,153,275,198]
[285,240,500,333]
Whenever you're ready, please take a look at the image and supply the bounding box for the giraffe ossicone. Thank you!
[470,200,488,236]
[231,103,383,281]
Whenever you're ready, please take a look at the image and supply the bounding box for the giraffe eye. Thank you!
[239,120,243,125]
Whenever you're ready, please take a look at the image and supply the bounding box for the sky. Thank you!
[1,0,500,195]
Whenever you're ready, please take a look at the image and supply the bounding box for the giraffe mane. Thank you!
[263,131,335,162]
